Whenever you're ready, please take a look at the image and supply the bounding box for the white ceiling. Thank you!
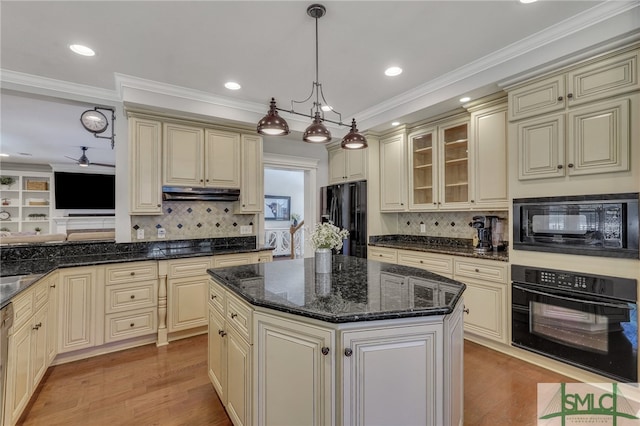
[1,1,639,168]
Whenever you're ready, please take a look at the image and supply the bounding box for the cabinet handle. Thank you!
[130,272,135,276]
[219,330,227,337]
[130,323,135,327]
[130,295,135,299]
[567,93,573,99]
[321,347,330,356]
[211,294,217,300]
[463,307,470,314]
[470,200,475,203]
[557,164,563,169]
[344,348,353,357]
[230,313,237,319]
[567,163,574,168]
[50,284,56,288]
[557,96,563,101]
[33,323,41,330]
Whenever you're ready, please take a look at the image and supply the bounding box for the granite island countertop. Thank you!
[0,237,273,308]
[207,255,466,323]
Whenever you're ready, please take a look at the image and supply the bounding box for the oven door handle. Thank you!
[512,285,633,310]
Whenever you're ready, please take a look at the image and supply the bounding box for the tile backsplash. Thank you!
[131,201,256,241]
[396,211,509,240]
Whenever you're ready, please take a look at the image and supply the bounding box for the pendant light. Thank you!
[256,4,367,150]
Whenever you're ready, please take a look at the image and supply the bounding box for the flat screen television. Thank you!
[54,171,115,210]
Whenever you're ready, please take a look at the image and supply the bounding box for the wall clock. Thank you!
[0,210,11,220]
[80,109,109,134]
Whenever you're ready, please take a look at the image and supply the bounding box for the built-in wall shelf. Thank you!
[0,171,53,234]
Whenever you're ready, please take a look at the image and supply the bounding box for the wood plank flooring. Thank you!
[18,336,573,426]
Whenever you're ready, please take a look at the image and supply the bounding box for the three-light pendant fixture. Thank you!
[256,4,368,150]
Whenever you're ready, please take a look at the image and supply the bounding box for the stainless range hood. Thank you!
[162,186,240,201]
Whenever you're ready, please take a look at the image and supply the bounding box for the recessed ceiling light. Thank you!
[321,105,333,112]
[391,121,401,126]
[459,97,471,103]
[69,44,95,57]
[384,66,403,77]
[224,82,241,90]
[520,0,537,3]
[0,153,8,157]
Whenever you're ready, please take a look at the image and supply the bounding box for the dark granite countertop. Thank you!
[369,235,509,262]
[208,256,466,324]
[0,237,273,309]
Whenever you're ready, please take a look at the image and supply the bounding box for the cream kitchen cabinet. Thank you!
[379,132,407,211]
[468,100,508,210]
[166,257,211,333]
[208,280,253,426]
[237,135,264,214]
[5,278,52,426]
[162,123,241,188]
[508,48,639,121]
[340,302,464,426]
[438,117,470,209]
[129,115,163,215]
[212,252,273,268]
[45,273,58,365]
[57,266,103,354]
[453,257,508,344]
[408,126,437,210]
[397,249,454,279]
[367,246,398,264]
[254,312,334,426]
[328,144,367,184]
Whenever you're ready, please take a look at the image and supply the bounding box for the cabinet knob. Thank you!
[433,202,437,205]
[344,348,353,357]
[463,307,470,314]
[200,179,204,183]
[470,200,475,203]
[157,204,161,208]
[557,96,563,101]
[50,284,56,288]
[557,164,563,169]
[211,294,217,300]
[419,260,424,264]
[567,163,574,168]
[321,347,330,356]
[230,313,237,319]
[475,268,480,273]
[130,272,135,276]
[130,323,135,328]
[130,295,135,299]
[219,330,227,337]
[242,204,246,207]
[567,93,573,99]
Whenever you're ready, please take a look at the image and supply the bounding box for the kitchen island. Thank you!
[207,255,466,426]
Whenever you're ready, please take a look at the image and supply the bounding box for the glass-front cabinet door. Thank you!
[408,128,437,210]
[439,119,469,208]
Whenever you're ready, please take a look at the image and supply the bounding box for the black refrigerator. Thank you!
[320,180,367,258]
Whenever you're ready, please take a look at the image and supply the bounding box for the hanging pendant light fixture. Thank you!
[256,4,367,149]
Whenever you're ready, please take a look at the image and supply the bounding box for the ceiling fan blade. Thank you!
[90,162,116,168]
[64,156,80,162]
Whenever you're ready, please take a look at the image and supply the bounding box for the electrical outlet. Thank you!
[136,229,144,239]
[240,225,252,235]
[157,227,166,238]
[420,223,426,233]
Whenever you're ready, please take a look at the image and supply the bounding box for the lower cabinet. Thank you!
[4,278,53,426]
[254,312,334,426]
[169,276,209,332]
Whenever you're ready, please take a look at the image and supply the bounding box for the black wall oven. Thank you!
[512,193,639,259]
[512,265,637,383]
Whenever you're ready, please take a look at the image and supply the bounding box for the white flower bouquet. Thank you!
[310,221,349,251]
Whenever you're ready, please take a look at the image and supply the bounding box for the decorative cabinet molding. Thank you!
[204,129,241,188]
[162,122,205,186]
[237,135,264,213]
[328,145,367,184]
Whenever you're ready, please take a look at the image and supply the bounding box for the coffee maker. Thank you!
[472,215,505,253]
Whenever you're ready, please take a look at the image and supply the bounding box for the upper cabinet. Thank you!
[129,115,163,215]
[379,132,407,211]
[408,127,437,210]
[237,135,263,213]
[328,145,367,184]
[508,47,638,181]
[438,117,470,209]
[163,123,241,188]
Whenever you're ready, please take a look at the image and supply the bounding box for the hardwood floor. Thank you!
[18,336,572,426]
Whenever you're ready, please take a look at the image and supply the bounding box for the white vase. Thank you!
[315,248,332,274]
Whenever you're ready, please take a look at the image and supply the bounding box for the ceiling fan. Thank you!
[65,146,115,168]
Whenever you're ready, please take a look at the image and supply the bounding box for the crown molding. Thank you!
[354,1,639,122]
[0,69,119,102]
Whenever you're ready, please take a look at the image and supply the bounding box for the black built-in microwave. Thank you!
[513,193,639,259]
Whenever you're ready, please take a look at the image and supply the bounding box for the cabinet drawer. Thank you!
[368,247,398,264]
[213,254,253,268]
[226,293,252,343]
[104,308,157,343]
[454,259,507,284]
[398,250,453,277]
[105,261,158,285]
[508,75,565,121]
[11,289,34,329]
[33,279,49,311]
[208,280,226,316]
[105,280,158,314]
[167,258,211,278]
